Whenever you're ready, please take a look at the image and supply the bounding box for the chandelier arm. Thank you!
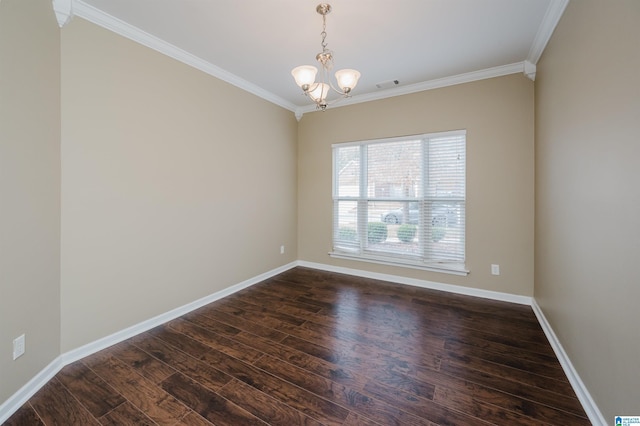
[303,82,323,95]
[316,64,349,96]
[327,81,351,96]
[314,92,347,109]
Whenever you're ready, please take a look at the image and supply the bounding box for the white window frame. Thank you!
[330,130,468,276]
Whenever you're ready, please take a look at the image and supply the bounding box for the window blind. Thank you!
[332,130,466,271]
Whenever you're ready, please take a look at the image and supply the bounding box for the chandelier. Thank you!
[291,3,361,111]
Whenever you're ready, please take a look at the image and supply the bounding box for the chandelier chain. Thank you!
[321,14,328,52]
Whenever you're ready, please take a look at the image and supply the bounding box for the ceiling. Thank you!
[66,0,568,115]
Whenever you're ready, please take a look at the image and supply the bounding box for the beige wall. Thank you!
[0,0,61,403]
[60,18,298,351]
[535,0,640,420]
[298,74,535,296]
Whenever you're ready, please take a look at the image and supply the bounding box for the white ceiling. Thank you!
[68,0,568,114]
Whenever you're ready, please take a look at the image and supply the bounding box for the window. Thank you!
[331,130,466,274]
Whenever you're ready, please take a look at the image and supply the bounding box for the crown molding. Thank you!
[295,61,527,118]
[524,60,537,81]
[527,0,570,64]
[52,0,73,28]
[71,0,298,113]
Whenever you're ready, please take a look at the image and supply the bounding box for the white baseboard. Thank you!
[60,261,298,366]
[0,261,297,424]
[297,260,532,305]
[0,356,63,424]
[530,299,605,426]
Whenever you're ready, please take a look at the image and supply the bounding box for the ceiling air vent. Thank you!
[375,80,400,89]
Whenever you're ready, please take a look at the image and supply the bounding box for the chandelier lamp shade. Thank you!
[291,3,361,110]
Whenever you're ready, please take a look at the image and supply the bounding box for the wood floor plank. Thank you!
[98,401,156,426]
[443,339,566,379]
[167,317,264,363]
[219,296,314,326]
[87,356,190,425]
[146,323,214,359]
[105,341,177,384]
[439,359,587,417]
[179,411,217,426]
[341,412,384,426]
[253,353,434,426]
[441,324,556,358]
[55,360,126,418]
[131,331,233,391]
[259,274,316,290]
[217,379,326,426]
[362,368,437,401]
[4,267,588,426]
[196,307,288,341]
[289,298,453,350]
[278,325,444,374]
[197,348,350,425]
[293,296,432,333]
[279,318,444,372]
[441,353,576,395]
[232,330,369,390]
[444,333,562,366]
[3,403,45,426]
[375,366,587,424]
[160,372,267,426]
[29,378,100,426]
[432,384,589,425]
[362,380,496,426]
[241,285,329,314]
[182,310,244,338]
[210,302,301,331]
[411,295,543,328]
[183,310,243,336]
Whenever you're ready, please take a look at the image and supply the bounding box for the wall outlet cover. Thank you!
[13,334,25,360]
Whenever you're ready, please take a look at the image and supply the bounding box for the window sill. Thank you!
[329,251,469,276]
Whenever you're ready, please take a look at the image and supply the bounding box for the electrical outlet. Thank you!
[13,334,25,360]
[280,245,285,254]
[491,264,500,276]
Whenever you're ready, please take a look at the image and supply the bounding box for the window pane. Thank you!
[336,146,360,197]
[426,201,465,262]
[368,140,422,199]
[334,200,359,250]
[367,201,421,257]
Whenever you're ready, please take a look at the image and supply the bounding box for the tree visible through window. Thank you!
[332,130,466,272]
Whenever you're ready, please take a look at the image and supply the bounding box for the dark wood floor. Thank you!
[5,267,590,425]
